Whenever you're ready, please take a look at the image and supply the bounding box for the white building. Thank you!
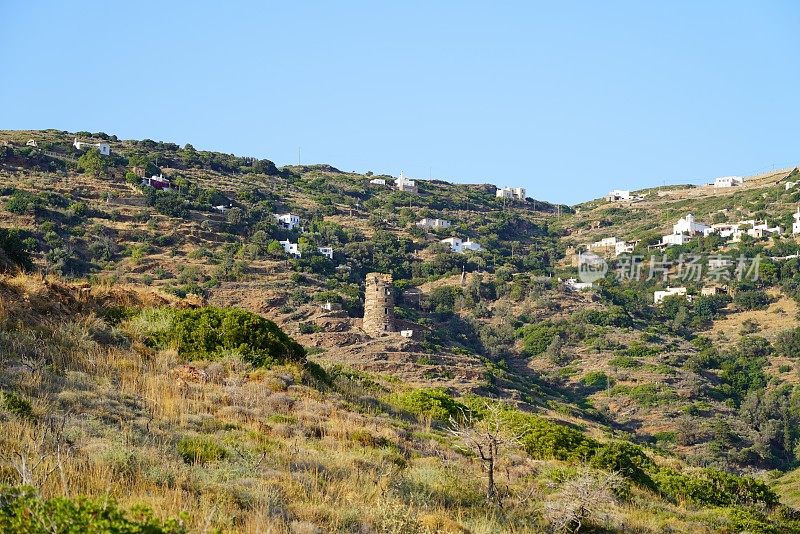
[369,178,386,186]
[212,204,232,213]
[563,278,594,291]
[318,246,334,259]
[794,209,800,235]
[660,233,692,246]
[141,174,171,190]
[586,236,635,257]
[615,240,635,256]
[274,213,301,231]
[73,137,110,156]
[321,301,342,312]
[605,189,631,201]
[673,214,710,235]
[654,287,688,304]
[786,181,797,191]
[400,329,414,338]
[496,187,526,200]
[416,218,451,229]
[441,237,482,253]
[26,139,37,147]
[395,173,418,193]
[714,176,743,188]
[279,240,301,257]
[703,223,739,239]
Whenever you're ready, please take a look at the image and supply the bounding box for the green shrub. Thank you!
[386,388,466,421]
[734,290,771,311]
[4,191,37,214]
[611,384,676,407]
[609,355,641,369]
[652,467,777,507]
[589,441,655,487]
[0,391,34,420]
[0,486,185,533]
[519,321,560,356]
[501,410,598,461]
[176,436,226,464]
[141,306,305,366]
[581,371,610,390]
[0,228,34,271]
[776,328,800,358]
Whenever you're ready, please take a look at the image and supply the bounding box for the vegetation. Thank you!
[2,129,800,531]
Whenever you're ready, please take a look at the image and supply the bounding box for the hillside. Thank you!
[2,129,800,532]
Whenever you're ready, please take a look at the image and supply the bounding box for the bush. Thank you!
[520,322,561,356]
[0,391,34,419]
[0,228,34,271]
[141,307,305,366]
[589,441,655,487]
[0,486,185,533]
[609,355,641,369]
[776,328,800,358]
[734,290,771,311]
[581,371,610,390]
[4,191,37,214]
[652,467,777,507]
[502,410,598,461]
[387,388,466,421]
[176,435,226,464]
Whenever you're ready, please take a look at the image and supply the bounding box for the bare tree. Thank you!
[448,402,522,501]
[544,468,623,533]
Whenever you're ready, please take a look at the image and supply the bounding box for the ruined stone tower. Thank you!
[363,272,395,336]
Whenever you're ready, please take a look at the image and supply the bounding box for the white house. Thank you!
[318,246,334,259]
[395,173,418,193]
[605,190,631,201]
[786,181,797,191]
[369,178,386,186]
[141,174,171,190]
[400,329,414,338]
[747,221,782,239]
[321,301,342,312]
[703,223,739,239]
[661,233,692,246]
[496,187,526,200]
[673,214,710,235]
[279,240,301,257]
[794,209,800,235]
[274,213,301,231]
[586,236,635,256]
[25,139,37,147]
[563,278,594,291]
[615,240,636,256]
[714,176,743,188]
[416,218,451,229]
[73,137,110,156]
[212,204,233,213]
[441,237,482,253]
[654,287,688,304]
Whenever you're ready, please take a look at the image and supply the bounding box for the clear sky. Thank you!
[2,1,799,204]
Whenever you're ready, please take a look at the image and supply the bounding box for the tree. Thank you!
[77,148,109,177]
[448,403,521,501]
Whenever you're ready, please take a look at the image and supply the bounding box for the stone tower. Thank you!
[363,272,395,336]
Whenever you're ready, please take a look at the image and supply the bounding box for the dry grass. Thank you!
[0,274,776,532]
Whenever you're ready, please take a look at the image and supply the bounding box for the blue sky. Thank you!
[2,1,799,204]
